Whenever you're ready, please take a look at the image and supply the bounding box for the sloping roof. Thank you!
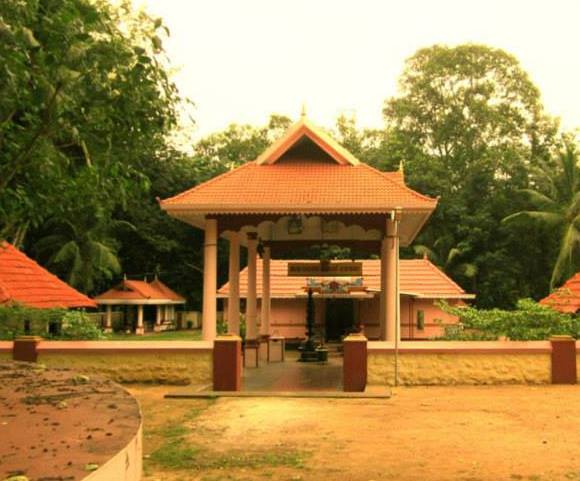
[217,259,474,300]
[0,242,96,309]
[160,118,437,216]
[540,273,580,313]
[255,117,360,166]
[161,161,436,215]
[94,278,186,304]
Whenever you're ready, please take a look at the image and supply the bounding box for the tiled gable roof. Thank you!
[0,242,96,309]
[217,258,473,300]
[540,273,580,313]
[94,278,185,303]
[161,161,436,213]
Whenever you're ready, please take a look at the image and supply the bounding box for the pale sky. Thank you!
[138,0,580,139]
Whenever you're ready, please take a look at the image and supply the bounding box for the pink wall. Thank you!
[262,295,462,340]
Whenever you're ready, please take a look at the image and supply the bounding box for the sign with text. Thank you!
[287,261,363,277]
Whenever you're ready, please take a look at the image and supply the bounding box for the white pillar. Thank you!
[104,305,112,333]
[202,217,218,341]
[260,245,271,336]
[385,217,400,342]
[246,233,258,341]
[227,232,241,335]
[379,239,387,340]
[155,305,162,331]
[136,304,144,335]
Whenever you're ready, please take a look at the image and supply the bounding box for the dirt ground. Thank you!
[0,361,140,481]
[129,384,580,481]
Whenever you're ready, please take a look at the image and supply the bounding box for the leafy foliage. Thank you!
[374,44,563,307]
[503,140,580,288]
[59,310,105,340]
[437,299,579,340]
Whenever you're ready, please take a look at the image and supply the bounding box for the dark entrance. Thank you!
[325,299,355,341]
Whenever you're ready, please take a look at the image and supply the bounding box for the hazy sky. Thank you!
[138,0,580,139]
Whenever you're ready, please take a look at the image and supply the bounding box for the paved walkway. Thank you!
[242,350,343,392]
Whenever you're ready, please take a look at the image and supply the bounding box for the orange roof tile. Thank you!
[94,278,185,304]
[161,118,436,215]
[0,242,96,309]
[539,273,580,313]
[217,259,473,300]
[162,161,436,214]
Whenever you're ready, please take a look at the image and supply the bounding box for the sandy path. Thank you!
[132,385,580,481]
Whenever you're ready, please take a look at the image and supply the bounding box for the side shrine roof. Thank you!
[0,242,96,309]
[540,273,580,313]
[94,278,186,305]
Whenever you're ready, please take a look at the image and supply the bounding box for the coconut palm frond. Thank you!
[517,189,559,211]
[502,211,563,227]
[550,224,580,289]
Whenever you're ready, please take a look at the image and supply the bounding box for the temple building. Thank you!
[161,114,442,345]
[218,258,473,341]
[94,277,185,334]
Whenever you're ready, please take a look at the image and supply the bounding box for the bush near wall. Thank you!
[0,305,103,340]
[438,299,579,340]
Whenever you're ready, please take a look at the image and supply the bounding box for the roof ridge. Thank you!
[161,161,255,205]
[124,279,152,298]
[358,163,438,205]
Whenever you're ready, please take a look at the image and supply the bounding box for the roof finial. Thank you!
[300,103,307,119]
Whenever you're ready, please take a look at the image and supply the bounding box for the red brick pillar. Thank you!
[213,334,242,391]
[550,335,577,384]
[13,336,42,363]
[343,333,367,392]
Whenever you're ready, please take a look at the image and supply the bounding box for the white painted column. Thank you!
[202,217,218,341]
[385,216,400,342]
[260,245,271,336]
[136,304,144,335]
[227,232,241,335]
[379,239,387,340]
[155,304,162,331]
[104,305,112,333]
[246,233,258,341]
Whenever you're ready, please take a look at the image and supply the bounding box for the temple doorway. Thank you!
[325,298,355,342]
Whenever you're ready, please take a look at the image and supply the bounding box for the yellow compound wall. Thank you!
[368,341,552,386]
[36,341,213,385]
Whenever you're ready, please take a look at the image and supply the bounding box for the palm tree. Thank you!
[413,235,478,282]
[503,141,580,289]
[34,214,134,294]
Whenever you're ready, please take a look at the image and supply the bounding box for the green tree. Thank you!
[0,0,181,246]
[34,213,134,294]
[381,44,559,307]
[503,140,580,288]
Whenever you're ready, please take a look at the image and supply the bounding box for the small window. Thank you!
[23,320,31,335]
[48,321,61,337]
[416,310,425,330]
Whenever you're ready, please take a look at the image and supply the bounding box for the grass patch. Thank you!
[106,329,202,341]
[147,400,308,472]
[150,441,308,470]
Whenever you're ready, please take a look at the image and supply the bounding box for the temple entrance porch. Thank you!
[242,348,343,392]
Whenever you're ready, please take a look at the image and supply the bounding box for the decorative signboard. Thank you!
[287,261,363,277]
[306,277,365,294]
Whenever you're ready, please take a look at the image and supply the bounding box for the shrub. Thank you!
[437,298,579,340]
[0,304,66,339]
[59,310,105,340]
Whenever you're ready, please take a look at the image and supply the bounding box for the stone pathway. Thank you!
[242,349,342,392]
